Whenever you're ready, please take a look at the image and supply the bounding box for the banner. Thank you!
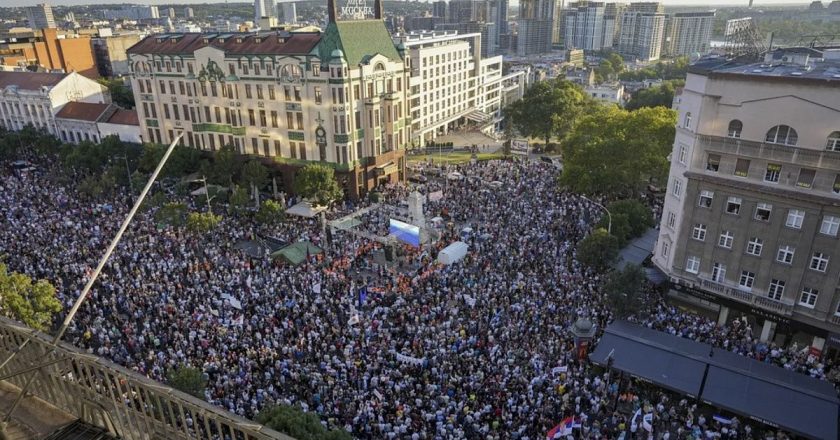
[393,350,426,366]
[313,282,322,294]
[511,139,530,155]
[221,293,242,310]
[428,191,444,202]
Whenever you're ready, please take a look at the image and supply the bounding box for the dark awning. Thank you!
[590,321,840,440]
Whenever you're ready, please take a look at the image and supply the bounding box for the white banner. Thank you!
[221,293,242,310]
[428,191,444,202]
[393,351,426,366]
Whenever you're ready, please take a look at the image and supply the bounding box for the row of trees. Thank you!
[618,57,689,82]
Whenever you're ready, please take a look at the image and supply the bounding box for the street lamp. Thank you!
[192,176,214,212]
[113,154,133,198]
[582,195,611,234]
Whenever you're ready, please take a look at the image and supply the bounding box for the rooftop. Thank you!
[105,108,139,126]
[55,102,110,122]
[689,49,840,84]
[126,31,321,56]
[0,71,67,90]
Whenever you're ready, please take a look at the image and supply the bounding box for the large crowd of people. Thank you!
[0,155,829,439]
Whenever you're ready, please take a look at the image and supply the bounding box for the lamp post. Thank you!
[192,176,214,212]
[582,195,611,234]
[113,154,133,199]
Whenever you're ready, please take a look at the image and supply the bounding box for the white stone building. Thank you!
[654,48,840,353]
[54,102,142,144]
[397,30,525,144]
[0,71,108,136]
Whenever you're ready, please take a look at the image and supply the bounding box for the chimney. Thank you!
[328,0,338,23]
[374,0,383,19]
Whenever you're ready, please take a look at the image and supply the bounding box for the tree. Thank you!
[609,200,653,238]
[625,80,683,111]
[138,144,201,178]
[186,212,221,234]
[98,77,135,109]
[256,405,352,440]
[560,105,676,197]
[603,264,646,318]
[0,264,61,331]
[228,185,250,214]
[255,200,285,225]
[241,160,269,207]
[167,366,206,399]
[155,202,187,226]
[208,145,242,186]
[577,228,620,271]
[294,164,343,207]
[506,80,587,150]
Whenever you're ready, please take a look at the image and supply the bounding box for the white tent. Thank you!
[438,241,468,265]
[286,201,327,218]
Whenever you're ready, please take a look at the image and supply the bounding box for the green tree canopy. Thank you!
[560,105,676,197]
[577,228,620,271]
[255,199,285,226]
[138,143,201,178]
[241,160,269,206]
[97,77,135,109]
[603,264,646,318]
[294,164,343,207]
[256,405,352,440]
[167,366,206,399]
[186,212,221,234]
[506,79,587,149]
[155,202,187,226]
[228,185,250,214]
[625,80,684,111]
[0,264,61,331]
[208,145,242,185]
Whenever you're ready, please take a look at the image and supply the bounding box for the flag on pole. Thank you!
[546,416,574,439]
[713,414,733,425]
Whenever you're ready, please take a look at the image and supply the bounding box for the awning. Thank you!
[615,228,658,269]
[270,241,323,265]
[373,161,398,176]
[286,201,327,218]
[465,110,490,123]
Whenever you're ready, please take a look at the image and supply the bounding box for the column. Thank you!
[759,319,776,343]
[717,306,729,326]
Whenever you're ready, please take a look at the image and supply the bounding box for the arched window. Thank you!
[765,125,798,146]
[727,120,743,138]
[684,112,692,129]
[827,131,840,152]
[374,62,386,72]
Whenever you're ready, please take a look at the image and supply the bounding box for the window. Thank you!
[684,112,692,129]
[834,174,840,194]
[734,158,750,177]
[314,87,322,104]
[738,271,755,290]
[726,197,742,215]
[718,230,734,249]
[820,215,840,237]
[283,86,291,101]
[672,179,682,198]
[810,252,829,272]
[799,288,818,308]
[754,203,772,222]
[746,237,763,256]
[796,168,815,188]
[727,120,743,138]
[785,209,805,229]
[826,131,840,151]
[712,263,726,283]
[661,241,669,257]
[699,190,713,208]
[765,125,798,146]
[667,212,676,229]
[692,224,707,241]
[768,280,785,301]
[678,145,687,164]
[764,163,781,183]
[245,84,252,99]
[777,245,795,264]
[686,256,700,274]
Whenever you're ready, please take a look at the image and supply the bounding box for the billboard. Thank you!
[511,139,530,155]
[389,219,420,247]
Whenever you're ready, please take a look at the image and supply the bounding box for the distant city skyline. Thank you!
[0,0,828,8]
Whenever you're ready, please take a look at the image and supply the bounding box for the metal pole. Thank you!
[123,155,133,197]
[1,132,184,425]
[202,176,211,212]
[583,196,611,234]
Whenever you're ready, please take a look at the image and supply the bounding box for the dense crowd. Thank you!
[0,156,822,439]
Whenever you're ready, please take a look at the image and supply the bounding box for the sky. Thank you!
[1,0,821,7]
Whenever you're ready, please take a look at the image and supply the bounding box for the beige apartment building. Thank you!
[127,1,410,199]
[654,47,840,355]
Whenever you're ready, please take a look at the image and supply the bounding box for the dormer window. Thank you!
[202,38,209,44]
[255,37,262,43]
[236,37,243,43]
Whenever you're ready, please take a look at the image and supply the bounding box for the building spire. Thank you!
[328,0,338,23]
[374,0,383,19]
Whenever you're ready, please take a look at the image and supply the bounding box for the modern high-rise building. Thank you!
[168,8,176,18]
[280,2,298,24]
[255,0,278,22]
[102,6,159,20]
[448,0,488,23]
[517,0,556,55]
[184,7,195,18]
[654,48,840,352]
[26,3,56,30]
[128,0,409,199]
[617,2,665,61]
[563,1,607,51]
[433,1,448,19]
[491,0,509,37]
[662,11,715,57]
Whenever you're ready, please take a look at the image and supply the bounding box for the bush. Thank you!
[256,405,352,440]
[186,212,221,234]
[603,264,646,318]
[577,228,620,271]
[155,202,187,226]
[597,199,654,245]
[255,199,285,225]
[167,366,206,399]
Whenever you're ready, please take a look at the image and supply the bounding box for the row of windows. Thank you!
[696,190,840,233]
[705,153,840,192]
[683,257,834,312]
[724,119,840,151]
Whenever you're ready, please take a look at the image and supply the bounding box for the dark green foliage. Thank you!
[625,80,684,111]
[603,264,646,318]
[577,228,620,271]
[256,405,352,440]
[167,366,206,399]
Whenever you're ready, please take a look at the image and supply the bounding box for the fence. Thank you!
[0,317,292,440]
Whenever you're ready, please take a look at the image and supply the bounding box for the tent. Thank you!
[438,241,468,265]
[271,241,323,265]
[286,201,327,218]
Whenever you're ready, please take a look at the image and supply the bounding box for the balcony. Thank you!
[697,134,840,170]
[699,277,794,316]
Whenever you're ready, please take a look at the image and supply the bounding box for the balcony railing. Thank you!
[697,134,840,170]
[0,317,291,440]
[699,277,794,316]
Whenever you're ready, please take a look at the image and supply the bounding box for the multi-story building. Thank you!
[398,30,524,144]
[0,71,108,135]
[256,0,278,22]
[517,0,556,55]
[280,2,298,24]
[433,1,448,19]
[26,3,56,30]
[55,102,141,144]
[617,2,665,61]
[127,0,409,199]
[654,48,840,354]
[102,6,160,20]
[436,21,498,58]
[662,11,715,57]
[563,1,609,51]
[184,7,195,18]
[93,31,144,78]
[0,28,98,78]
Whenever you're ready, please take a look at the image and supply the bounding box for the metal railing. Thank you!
[0,317,292,440]
[698,277,795,316]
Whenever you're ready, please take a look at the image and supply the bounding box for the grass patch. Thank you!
[408,152,504,165]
